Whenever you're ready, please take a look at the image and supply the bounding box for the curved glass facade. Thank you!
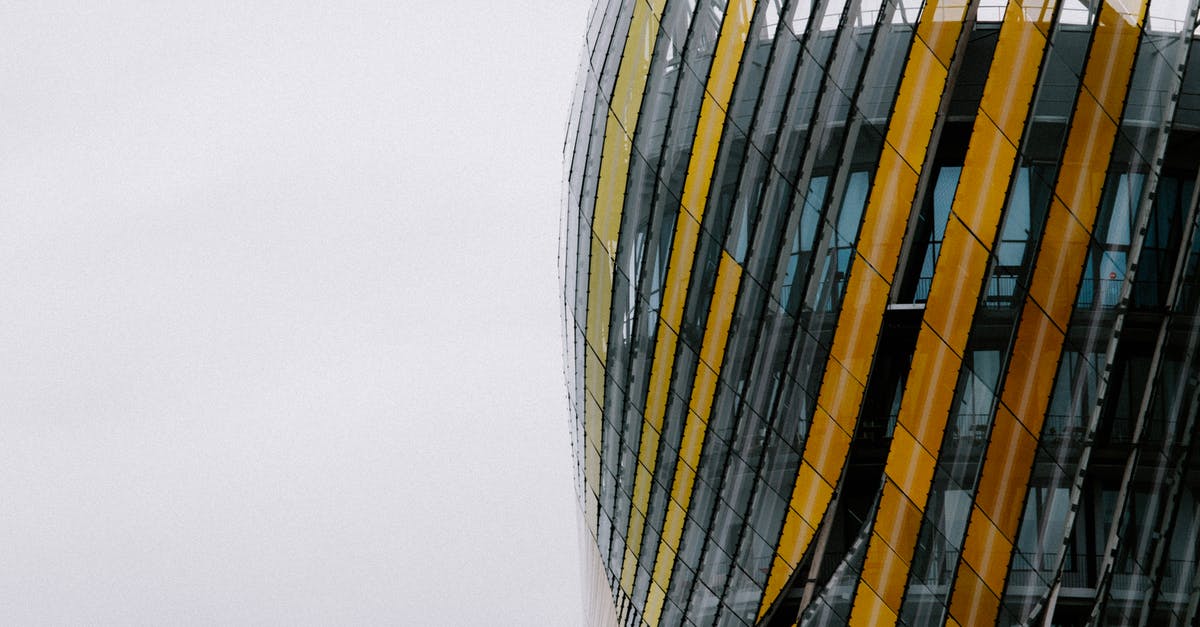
[562,0,1200,624]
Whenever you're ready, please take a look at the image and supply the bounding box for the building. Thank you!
[561,0,1200,624]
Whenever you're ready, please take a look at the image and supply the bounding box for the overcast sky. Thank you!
[0,2,592,624]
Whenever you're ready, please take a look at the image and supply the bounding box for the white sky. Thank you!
[0,1,592,624]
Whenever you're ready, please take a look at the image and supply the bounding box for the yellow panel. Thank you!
[761,475,821,609]
[582,0,667,547]
[759,0,977,616]
[678,416,706,471]
[660,501,688,559]
[897,333,959,453]
[805,408,854,480]
[883,424,936,508]
[702,255,742,367]
[822,369,867,438]
[955,121,1018,238]
[856,151,920,271]
[643,580,668,627]
[660,213,702,326]
[633,0,753,605]
[1082,2,1145,115]
[1001,304,1064,431]
[586,392,603,497]
[621,544,638,593]
[777,473,823,572]
[846,0,1059,620]
[632,463,653,514]
[830,270,892,390]
[1026,197,1095,322]
[890,45,948,170]
[791,462,837,526]
[848,585,900,627]
[946,564,1001,627]
[971,408,1036,531]
[653,543,677,585]
[643,327,677,433]
[986,0,1053,140]
[690,366,721,425]
[593,114,631,253]
[918,0,971,64]
[1056,104,1116,219]
[920,220,988,346]
[959,514,1013,597]
[585,339,606,405]
[648,253,746,608]
[946,0,1147,619]
[861,483,924,610]
[678,0,759,223]
[638,446,657,504]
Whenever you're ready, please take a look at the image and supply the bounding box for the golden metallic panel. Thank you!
[884,424,938,504]
[955,123,1019,234]
[763,468,828,616]
[918,0,971,63]
[999,303,1064,429]
[861,481,925,608]
[633,463,654,511]
[805,407,855,479]
[586,390,604,526]
[970,408,1038,527]
[661,214,702,325]
[628,2,758,612]
[848,0,1057,621]
[773,468,824,567]
[760,0,977,616]
[958,515,1013,599]
[583,0,669,539]
[984,19,1051,138]
[945,0,1147,622]
[920,220,988,348]
[644,250,746,625]
[898,334,960,452]
[621,215,692,592]
[828,272,894,423]
[661,502,688,562]
[1027,194,1100,323]
[891,50,950,170]
[621,0,759,605]
[789,462,837,527]
[857,150,919,272]
[849,587,899,627]
[946,565,1001,627]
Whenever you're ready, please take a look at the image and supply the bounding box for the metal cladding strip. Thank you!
[945,0,1147,624]
[845,0,1057,623]
[756,0,974,619]
[619,0,758,600]
[643,252,744,624]
[583,0,669,539]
